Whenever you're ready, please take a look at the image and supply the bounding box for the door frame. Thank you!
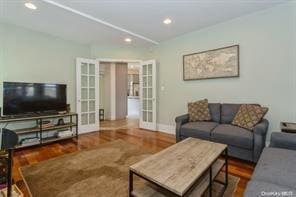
[96,58,142,123]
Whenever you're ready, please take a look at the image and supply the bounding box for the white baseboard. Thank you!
[157,124,175,135]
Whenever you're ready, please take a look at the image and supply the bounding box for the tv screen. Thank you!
[3,82,67,116]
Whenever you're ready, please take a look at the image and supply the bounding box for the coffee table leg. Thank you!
[225,148,228,187]
[129,170,133,197]
[209,165,212,197]
[7,149,13,197]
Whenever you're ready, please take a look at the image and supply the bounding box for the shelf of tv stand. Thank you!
[14,123,77,135]
[15,135,76,149]
[0,112,77,123]
[15,142,40,149]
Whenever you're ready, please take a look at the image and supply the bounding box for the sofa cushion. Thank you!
[221,104,241,124]
[211,124,253,149]
[245,180,296,197]
[232,104,268,130]
[208,103,221,123]
[251,147,296,189]
[180,121,218,140]
[188,99,211,122]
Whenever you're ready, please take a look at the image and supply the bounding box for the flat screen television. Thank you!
[3,82,67,116]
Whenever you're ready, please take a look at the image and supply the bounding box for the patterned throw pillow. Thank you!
[232,104,268,130]
[188,99,211,122]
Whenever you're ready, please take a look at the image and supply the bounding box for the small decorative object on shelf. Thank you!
[37,120,54,129]
[57,118,65,126]
[56,129,73,138]
[19,137,40,146]
[281,122,296,133]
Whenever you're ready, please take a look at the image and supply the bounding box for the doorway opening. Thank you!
[98,60,140,130]
[127,63,140,118]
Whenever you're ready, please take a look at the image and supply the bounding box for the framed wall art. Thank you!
[183,45,239,80]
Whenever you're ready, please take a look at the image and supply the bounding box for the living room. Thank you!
[0,0,296,196]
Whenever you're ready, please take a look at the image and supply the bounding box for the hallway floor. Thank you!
[99,117,139,130]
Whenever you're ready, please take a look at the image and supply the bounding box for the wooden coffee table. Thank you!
[129,138,228,197]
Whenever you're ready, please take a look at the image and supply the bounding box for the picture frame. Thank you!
[183,45,239,80]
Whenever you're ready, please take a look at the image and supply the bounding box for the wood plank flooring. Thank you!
[12,119,254,197]
[100,117,139,130]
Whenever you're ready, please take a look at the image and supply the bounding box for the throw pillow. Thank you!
[232,104,268,130]
[188,99,211,122]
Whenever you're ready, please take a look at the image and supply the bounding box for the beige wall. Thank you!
[150,3,296,140]
[90,45,150,60]
[0,22,91,115]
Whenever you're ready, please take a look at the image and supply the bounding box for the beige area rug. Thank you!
[20,140,239,197]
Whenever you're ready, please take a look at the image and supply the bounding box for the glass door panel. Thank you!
[81,114,88,125]
[81,76,88,87]
[89,76,95,87]
[81,63,88,74]
[89,101,95,112]
[89,88,96,99]
[81,101,88,113]
[89,113,96,124]
[81,88,88,100]
[89,64,95,75]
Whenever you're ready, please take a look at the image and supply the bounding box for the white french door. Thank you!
[76,58,99,133]
[140,60,157,131]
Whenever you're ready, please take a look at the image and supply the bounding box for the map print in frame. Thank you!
[183,45,239,80]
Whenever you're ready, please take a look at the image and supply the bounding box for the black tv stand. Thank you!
[0,113,78,149]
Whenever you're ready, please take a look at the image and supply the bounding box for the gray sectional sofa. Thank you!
[175,103,269,162]
[245,132,296,196]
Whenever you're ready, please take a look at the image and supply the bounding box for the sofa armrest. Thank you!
[253,119,269,136]
[175,114,189,142]
[253,119,269,162]
[175,114,189,124]
[270,132,296,150]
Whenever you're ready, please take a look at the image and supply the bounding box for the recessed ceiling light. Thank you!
[125,38,132,42]
[163,18,172,24]
[25,2,37,10]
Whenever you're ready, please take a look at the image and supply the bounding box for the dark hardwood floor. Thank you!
[12,122,254,197]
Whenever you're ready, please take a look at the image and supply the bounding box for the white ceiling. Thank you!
[0,0,289,46]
